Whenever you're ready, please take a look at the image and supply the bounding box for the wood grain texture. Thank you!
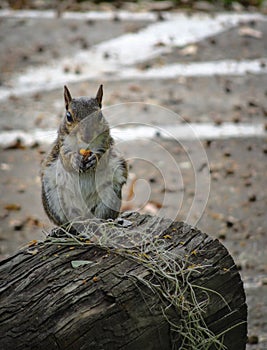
[0,212,247,350]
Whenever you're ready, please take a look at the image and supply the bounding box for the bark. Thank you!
[0,212,247,350]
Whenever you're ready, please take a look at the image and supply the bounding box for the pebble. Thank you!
[4,139,26,150]
[149,1,174,11]
[214,118,223,126]
[211,172,220,181]
[225,216,238,228]
[205,140,212,148]
[0,163,11,171]
[218,232,226,240]
[225,166,235,176]
[193,1,215,11]
[17,185,26,193]
[10,219,25,231]
[113,14,120,22]
[247,99,258,108]
[232,113,241,123]
[223,149,231,157]
[261,106,267,116]
[180,45,198,56]
[36,44,45,53]
[209,37,217,45]
[231,2,244,11]
[63,65,70,73]
[244,179,252,187]
[74,66,82,75]
[248,194,257,202]
[224,80,232,94]
[86,19,95,26]
[247,335,259,345]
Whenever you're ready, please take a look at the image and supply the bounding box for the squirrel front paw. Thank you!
[72,153,98,173]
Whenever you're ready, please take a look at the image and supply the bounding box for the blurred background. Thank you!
[0,0,266,348]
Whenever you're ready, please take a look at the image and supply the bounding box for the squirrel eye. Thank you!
[66,111,73,123]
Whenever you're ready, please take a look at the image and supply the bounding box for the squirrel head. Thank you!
[61,85,111,150]
[64,84,103,124]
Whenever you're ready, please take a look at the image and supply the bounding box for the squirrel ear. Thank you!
[96,84,103,108]
[64,85,72,110]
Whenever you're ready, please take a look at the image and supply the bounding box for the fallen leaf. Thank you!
[10,219,25,231]
[141,202,160,215]
[26,248,39,255]
[180,44,198,56]
[124,173,137,201]
[26,216,42,227]
[238,26,263,39]
[34,114,45,126]
[128,84,142,92]
[5,203,21,211]
[71,260,94,268]
[154,41,166,47]
[28,240,38,247]
[161,186,177,193]
[0,163,11,171]
[209,212,224,221]
[4,139,26,150]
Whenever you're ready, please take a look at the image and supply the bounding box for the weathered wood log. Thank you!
[0,212,247,350]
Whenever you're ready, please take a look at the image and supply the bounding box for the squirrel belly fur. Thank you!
[41,85,127,227]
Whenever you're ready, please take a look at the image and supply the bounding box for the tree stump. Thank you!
[0,212,247,350]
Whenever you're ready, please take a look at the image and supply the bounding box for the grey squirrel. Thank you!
[41,85,127,229]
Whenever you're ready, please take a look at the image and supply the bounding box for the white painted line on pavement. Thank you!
[0,9,265,23]
[0,123,265,148]
[119,59,267,79]
[0,9,158,21]
[0,58,266,101]
[1,11,266,101]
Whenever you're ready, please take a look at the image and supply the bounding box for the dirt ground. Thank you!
[0,3,266,349]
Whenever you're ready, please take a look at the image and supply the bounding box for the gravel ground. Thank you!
[0,4,266,348]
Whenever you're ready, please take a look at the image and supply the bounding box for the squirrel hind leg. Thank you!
[93,200,121,221]
[46,225,80,238]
